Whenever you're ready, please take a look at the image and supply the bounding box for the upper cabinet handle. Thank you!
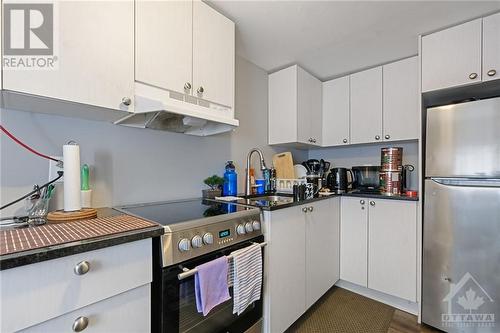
[375,135,380,140]
[197,86,204,94]
[121,97,131,106]
[72,316,89,332]
[487,69,496,77]
[343,139,348,144]
[184,82,192,91]
[74,261,90,275]
[385,134,390,140]
[469,73,478,80]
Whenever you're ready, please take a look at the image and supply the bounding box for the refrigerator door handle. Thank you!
[430,177,500,187]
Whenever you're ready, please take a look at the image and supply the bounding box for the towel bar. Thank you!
[177,242,267,280]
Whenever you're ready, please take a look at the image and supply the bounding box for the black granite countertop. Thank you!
[0,208,164,270]
[341,191,419,201]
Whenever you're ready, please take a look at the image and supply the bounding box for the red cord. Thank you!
[0,125,60,162]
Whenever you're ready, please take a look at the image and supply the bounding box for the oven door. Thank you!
[159,236,264,333]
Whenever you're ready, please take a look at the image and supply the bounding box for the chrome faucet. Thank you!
[245,148,267,196]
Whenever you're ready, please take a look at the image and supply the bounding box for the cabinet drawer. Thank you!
[21,284,151,333]
[1,239,152,332]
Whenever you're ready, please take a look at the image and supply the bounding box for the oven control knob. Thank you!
[245,222,254,233]
[252,221,261,230]
[203,232,214,245]
[178,238,191,252]
[236,224,246,235]
[191,235,203,248]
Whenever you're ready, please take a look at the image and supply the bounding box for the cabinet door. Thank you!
[340,197,368,287]
[297,66,322,146]
[3,1,134,111]
[135,0,192,95]
[368,200,417,301]
[268,66,298,145]
[483,12,500,82]
[193,1,235,108]
[322,76,350,146]
[422,19,482,92]
[264,207,306,333]
[22,285,150,332]
[383,56,419,141]
[306,198,340,308]
[350,67,383,144]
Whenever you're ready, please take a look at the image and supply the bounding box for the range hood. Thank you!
[114,83,239,136]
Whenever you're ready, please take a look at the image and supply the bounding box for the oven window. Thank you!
[178,277,255,333]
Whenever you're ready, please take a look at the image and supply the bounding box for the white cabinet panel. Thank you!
[268,66,298,145]
[483,12,500,82]
[383,56,419,141]
[263,207,306,333]
[21,285,150,333]
[297,66,322,145]
[3,1,134,111]
[306,198,340,308]
[1,239,152,332]
[368,200,417,301]
[422,19,482,92]
[340,197,368,287]
[322,76,350,146]
[135,0,192,95]
[193,0,235,108]
[350,67,383,144]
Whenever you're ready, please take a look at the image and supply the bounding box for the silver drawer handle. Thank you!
[359,200,365,205]
[370,201,376,206]
[74,261,90,275]
[307,206,314,212]
[302,207,308,213]
[469,72,478,80]
[72,316,89,332]
[487,69,497,77]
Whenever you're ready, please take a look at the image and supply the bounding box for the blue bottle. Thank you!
[223,161,237,196]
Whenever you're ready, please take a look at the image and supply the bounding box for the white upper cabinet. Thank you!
[193,1,235,108]
[368,200,417,302]
[350,67,383,144]
[135,0,193,95]
[382,56,419,141]
[483,12,500,82]
[422,19,482,92]
[3,1,135,111]
[322,76,350,146]
[268,65,322,146]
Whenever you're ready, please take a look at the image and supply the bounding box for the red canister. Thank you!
[381,147,403,172]
[379,171,402,196]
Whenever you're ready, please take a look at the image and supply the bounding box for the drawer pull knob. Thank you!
[72,316,89,332]
[487,69,496,77]
[121,97,131,106]
[307,206,314,212]
[74,261,90,275]
[370,201,376,206]
[302,207,308,213]
[469,72,478,80]
[359,200,365,205]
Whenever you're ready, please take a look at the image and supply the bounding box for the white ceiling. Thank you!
[210,1,500,80]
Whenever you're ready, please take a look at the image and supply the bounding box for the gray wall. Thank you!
[308,141,419,190]
[0,56,307,216]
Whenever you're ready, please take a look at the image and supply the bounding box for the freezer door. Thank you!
[425,97,500,178]
[423,178,500,332]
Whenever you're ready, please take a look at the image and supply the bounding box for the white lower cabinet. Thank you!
[21,285,151,333]
[263,198,340,333]
[340,197,417,302]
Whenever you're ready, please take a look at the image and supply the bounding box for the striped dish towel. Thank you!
[229,243,263,315]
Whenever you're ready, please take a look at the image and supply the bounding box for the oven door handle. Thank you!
[177,242,267,281]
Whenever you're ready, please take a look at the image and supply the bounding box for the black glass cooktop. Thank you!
[118,199,250,226]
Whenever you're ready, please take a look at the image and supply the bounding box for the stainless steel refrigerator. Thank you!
[423,97,500,332]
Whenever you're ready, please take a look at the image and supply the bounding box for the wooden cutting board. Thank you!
[273,152,295,179]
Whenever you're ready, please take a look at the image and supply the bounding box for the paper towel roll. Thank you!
[63,143,81,212]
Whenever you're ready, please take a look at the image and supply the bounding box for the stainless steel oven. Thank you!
[118,199,264,333]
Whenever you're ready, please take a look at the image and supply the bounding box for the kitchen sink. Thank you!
[246,195,292,202]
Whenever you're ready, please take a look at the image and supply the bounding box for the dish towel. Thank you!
[194,256,231,316]
[231,243,263,315]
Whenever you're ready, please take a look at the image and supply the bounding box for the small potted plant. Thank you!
[202,175,224,199]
